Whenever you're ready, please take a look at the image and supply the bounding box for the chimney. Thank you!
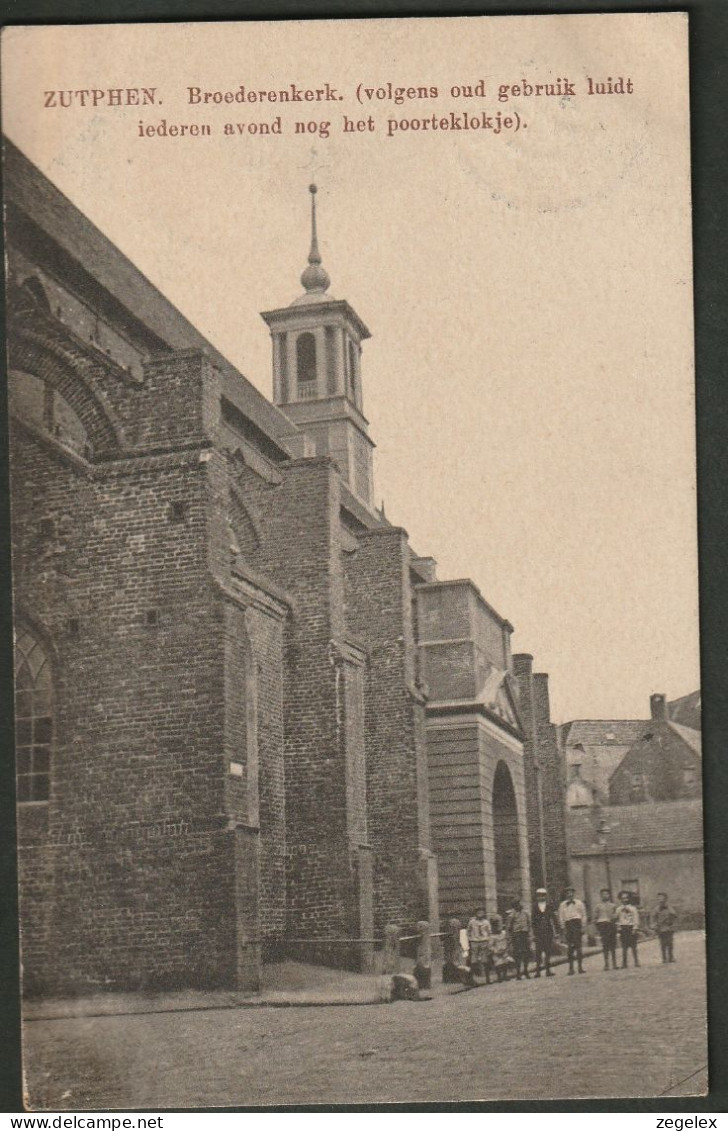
[412,556,438,583]
[512,653,534,679]
[650,693,669,721]
[533,672,552,726]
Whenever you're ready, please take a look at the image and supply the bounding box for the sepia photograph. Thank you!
[1,13,706,1107]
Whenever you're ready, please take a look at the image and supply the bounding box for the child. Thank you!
[490,925,511,982]
[467,906,492,983]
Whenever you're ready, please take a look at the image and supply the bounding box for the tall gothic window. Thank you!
[14,627,52,802]
[296,332,317,399]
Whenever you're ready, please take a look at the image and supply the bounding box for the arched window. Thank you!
[14,627,52,802]
[9,370,92,458]
[296,332,317,399]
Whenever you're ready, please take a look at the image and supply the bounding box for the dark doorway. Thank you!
[493,760,522,915]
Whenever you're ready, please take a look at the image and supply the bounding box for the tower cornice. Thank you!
[261,298,371,341]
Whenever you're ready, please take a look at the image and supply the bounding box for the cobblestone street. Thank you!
[23,933,707,1109]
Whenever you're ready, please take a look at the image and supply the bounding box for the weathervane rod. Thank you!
[308,183,321,265]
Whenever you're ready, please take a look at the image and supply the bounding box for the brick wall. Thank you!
[9,306,266,993]
[511,654,545,889]
[344,527,437,932]
[512,655,568,899]
[249,458,355,942]
[533,673,569,896]
[11,425,244,992]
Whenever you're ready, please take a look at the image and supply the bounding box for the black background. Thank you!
[0,0,726,1114]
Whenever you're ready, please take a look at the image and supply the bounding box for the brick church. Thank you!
[5,140,566,996]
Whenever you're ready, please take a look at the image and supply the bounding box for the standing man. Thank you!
[652,892,678,963]
[558,885,587,974]
[532,887,559,977]
[593,888,618,971]
[615,889,641,968]
[507,897,532,980]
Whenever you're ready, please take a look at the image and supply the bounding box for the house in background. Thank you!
[562,691,701,810]
[609,693,701,805]
[562,691,704,922]
[567,799,704,925]
[563,719,648,809]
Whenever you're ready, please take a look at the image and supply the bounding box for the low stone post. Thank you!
[414,920,432,989]
[443,917,463,983]
[383,923,401,975]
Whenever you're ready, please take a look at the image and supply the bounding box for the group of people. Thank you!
[465,887,678,982]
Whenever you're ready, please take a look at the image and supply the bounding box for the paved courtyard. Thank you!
[22,932,707,1108]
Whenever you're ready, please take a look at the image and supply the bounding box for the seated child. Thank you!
[490,928,511,982]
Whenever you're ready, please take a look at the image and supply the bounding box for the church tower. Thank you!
[261,185,375,507]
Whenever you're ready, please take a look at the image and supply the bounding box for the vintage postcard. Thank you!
[2,13,705,1107]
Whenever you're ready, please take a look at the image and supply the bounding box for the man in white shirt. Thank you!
[615,890,641,968]
[558,886,587,975]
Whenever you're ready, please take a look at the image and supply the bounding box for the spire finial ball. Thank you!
[309,184,318,195]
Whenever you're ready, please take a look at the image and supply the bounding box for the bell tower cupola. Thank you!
[261,185,375,507]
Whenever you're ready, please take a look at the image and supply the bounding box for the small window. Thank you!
[628,771,647,802]
[67,618,80,638]
[620,879,640,905]
[168,501,189,524]
[145,609,159,627]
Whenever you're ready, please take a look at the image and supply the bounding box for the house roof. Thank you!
[607,719,702,789]
[563,720,648,747]
[568,799,704,855]
[668,721,702,757]
[3,138,300,456]
[668,689,702,731]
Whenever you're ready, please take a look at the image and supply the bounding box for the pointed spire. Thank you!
[300,184,331,295]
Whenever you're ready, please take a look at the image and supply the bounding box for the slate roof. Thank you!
[3,138,299,456]
[568,799,704,855]
[668,721,702,757]
[563,720,648,747]
[668,690,702,731]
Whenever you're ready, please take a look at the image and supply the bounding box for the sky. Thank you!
[1,14,700,722]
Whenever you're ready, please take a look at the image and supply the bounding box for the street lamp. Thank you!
[596,817,613,895]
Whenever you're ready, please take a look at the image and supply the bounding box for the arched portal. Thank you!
[492,760,522,915]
